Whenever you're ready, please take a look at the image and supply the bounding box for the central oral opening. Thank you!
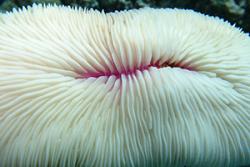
[79,60,194,79]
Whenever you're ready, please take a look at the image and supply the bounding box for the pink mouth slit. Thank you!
[78,59,194,79]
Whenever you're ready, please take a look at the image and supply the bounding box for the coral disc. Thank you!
[0,5,249,167]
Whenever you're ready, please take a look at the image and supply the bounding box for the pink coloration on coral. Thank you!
[79,61,194,79]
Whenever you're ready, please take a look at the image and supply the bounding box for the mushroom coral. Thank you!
[0,4,249,167]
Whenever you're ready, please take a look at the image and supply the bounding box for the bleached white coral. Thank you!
[0,4,249,167]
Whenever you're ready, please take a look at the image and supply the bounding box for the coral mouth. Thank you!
[79,60,194,79]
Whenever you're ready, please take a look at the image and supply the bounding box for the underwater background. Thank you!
[0,0,249,33]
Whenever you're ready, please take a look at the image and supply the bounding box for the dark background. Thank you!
[0,0,249,33]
